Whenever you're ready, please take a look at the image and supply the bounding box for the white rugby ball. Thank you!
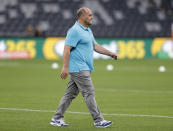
[106,64,114,71]
[158,66,166,72]
[51,62,59,69]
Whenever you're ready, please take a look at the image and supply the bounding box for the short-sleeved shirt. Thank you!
[65,21,95,73]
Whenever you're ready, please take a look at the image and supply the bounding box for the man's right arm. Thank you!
[60,45,72,79]
[94,42,117,60]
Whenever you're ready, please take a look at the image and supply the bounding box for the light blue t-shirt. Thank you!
[65,21,95,73]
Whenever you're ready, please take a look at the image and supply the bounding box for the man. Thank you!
[50,7,117,128]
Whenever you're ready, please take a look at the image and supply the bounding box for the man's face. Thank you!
[82,9,93,26]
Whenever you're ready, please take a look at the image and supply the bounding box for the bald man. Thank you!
[50,7,117,128]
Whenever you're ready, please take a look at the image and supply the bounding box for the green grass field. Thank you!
[0,59,173,131]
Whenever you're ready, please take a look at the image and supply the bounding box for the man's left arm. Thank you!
[94,42,117,60]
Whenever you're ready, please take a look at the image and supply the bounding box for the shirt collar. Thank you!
[76,21,89,31]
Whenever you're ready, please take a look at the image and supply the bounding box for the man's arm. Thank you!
[94,42,117,59]
[60,45,72,79]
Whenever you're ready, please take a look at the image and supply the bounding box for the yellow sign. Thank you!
[0,40,36,59]
[151,38,173,58]
[43,37,65,60]
[117,40,145,59]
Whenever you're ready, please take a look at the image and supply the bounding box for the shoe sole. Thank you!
[50,122,61,126]
[50,122,69,127]
[94,122,112,128]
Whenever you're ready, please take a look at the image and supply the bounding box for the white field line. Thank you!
[0,107,173,119]
[96,88,173,94]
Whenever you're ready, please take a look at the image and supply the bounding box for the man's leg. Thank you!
[53,77,79,120]
[70,71,104,123]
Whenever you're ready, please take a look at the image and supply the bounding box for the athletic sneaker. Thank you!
[50,118,69,127]
[94,120,112,128]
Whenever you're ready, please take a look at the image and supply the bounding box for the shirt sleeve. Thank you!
[65,28,79,47]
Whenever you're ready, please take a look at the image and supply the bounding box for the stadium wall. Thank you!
[0,37,172,60]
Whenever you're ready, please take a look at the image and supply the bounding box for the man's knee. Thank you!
[63,91,79,100]
[71,93,78,99]
[82,89,95,99]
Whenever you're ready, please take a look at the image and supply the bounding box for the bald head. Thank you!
[77,7,91,18]
[77,7,93,27]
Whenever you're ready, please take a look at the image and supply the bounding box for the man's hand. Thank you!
[60,67,69,79]
[111,53,118,60]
